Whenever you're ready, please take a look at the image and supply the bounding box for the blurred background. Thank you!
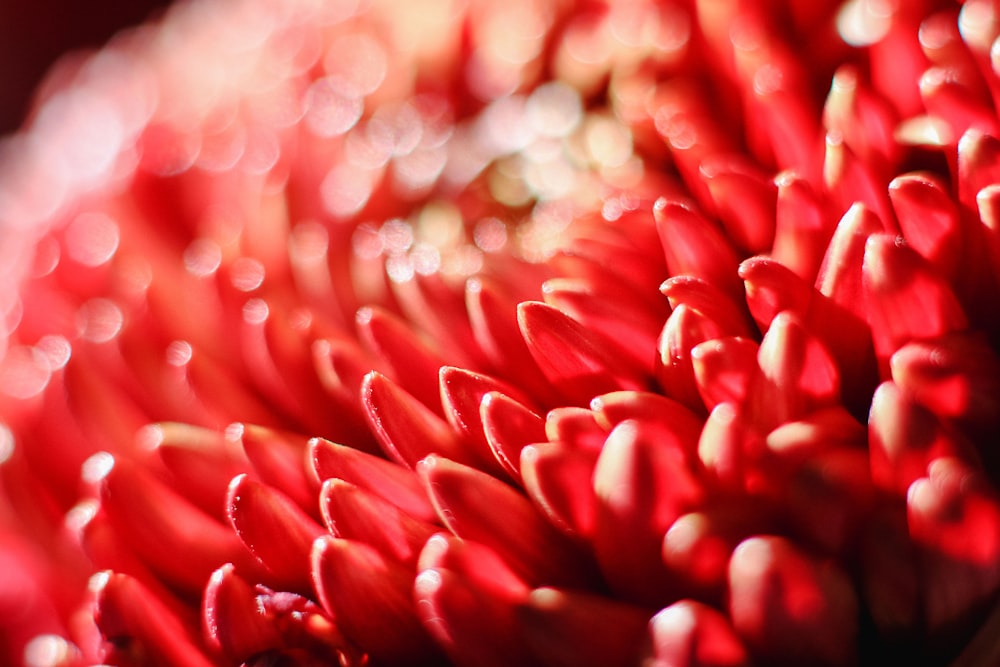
[0,0,170,135]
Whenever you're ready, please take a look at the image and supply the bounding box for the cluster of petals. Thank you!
[5,0,1000,665]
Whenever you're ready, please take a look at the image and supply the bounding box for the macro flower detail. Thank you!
[5,0,1000,665]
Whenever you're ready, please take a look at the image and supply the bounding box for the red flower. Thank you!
[3,0,1000,665]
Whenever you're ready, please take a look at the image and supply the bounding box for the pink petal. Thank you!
[308,436,438,524]
[311,536,444,666]
[318,478,436,566]
[728,536,859,667]
[226,474,326,595]
[418,454,599,588]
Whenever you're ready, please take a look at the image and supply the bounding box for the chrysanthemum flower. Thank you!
[4,0,1000,665]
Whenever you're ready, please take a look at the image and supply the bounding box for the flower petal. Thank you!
[645,599,750,667]
[480,390,546,480]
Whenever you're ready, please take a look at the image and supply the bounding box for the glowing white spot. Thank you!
[304,77,364,137]
[0,424,13,465]
[184,239,223,278]
[65,211,120,267]
[231,257,266,292]
[81,452,115,485]
[166,340,194,367]
[76,299,124,343]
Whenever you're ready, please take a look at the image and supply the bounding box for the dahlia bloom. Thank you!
[4,0,1000,664]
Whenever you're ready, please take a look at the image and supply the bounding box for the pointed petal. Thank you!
[236,423,317,516]
[319,478,436,566]
[593,420,704,606]
[520,442,600,539]
[203,564,284,661]
[226,475,326,595]
[308,436,437,524]
[653,198,743,301]
[541,277,663,372]
[862,234,968,369]
[772,171,835,283]
[889,173,962,284]
[698,402,752,493]
[748,311,841,431]
[139,422,248,521]
[481,391,546,480]
[356,306,447,412]
[660,275,756,339]
[414,535,534,667]
[91,571,214,667]
[311,536,444,666]
[417,455,598,588]
[698,155,777,254]
[691,336,759,411]
[466,277,560,406]
[518,301,650,407]
[361,370,476,469]
[544,406,607,452]
[590,390,704,462]
[815,202,886,314]
[645,600,750,667]
[907,458,1000,641]
[656,304,725,413]
[823,132,895,231]
[516,587,650,667]
[728,536,859,667]
[83,452,249,594]
[439,366,531,476]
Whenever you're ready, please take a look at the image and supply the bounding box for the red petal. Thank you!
[356,305,447,412]
[226,475,326,595]
[141,422,248,521]
[541,277,664,372]
[543,406,607,452]
[862,234,968,369]
[748,311,841,431]
[823,132,895,230]
[518,300,650,407]
[698,402,752,492]
[691,336,759,411]
[439,366,532,476]
[772,171,835,283]
[656,304,725,413]
[418,455,598,588]
[308,436,437,524]
[361,370,476,469]
[728,536,859,666]
[319,478,436,566]
[92,571,214,667]
[465,277,560,407]
[236,423,317,517]
[481,391,546,480]
[84,452,249,594]
[698,155,777,254]
[593,420,704,606]
[660,275,756,339]
[311,537,443,666]
[414,535,533,667]
[653,198,743,301]
[889,173,962,284]
[203,564,284,660]
[520,442,600,539]
[815,202,886,315]
[646,600,750,667]
[516,587,650,667]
